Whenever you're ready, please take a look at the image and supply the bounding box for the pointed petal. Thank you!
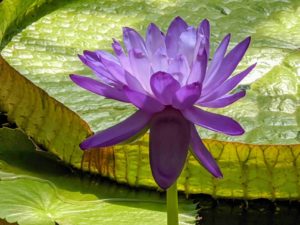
[78,54,116,84]
[198,91,246,108]
[150,71,180,105]
[112,39,133,74]
[151,47,169,73]
[150,108,191,189]
[204,34,231,88]
[166,16,188,57]
[80,110,151,149]
[190,126,222,177]
[198,19,210,54]
[78,53,89,65]
[82,50,127,85]
[123,27,147,54]
[221,36,251,77]
[201,63,256,102]
[192,19,210,64]
[70,74,129,102]
[124,71,145,93]
[128,49,151,91]
[84,50,119,64]
[187,48,208,84]
[178,26,197,64]
[182,106,244,136]
[124,87,165,113]
[82,50,99,61]
[172,82,202,110]
[205,37,251,92]
[167,54,190,84]
[99,53,127,84]
[146,23,166,58]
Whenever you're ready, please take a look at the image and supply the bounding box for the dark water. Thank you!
[0,112,16,129]
[193,195,300,225]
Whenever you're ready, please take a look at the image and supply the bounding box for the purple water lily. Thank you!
[70,17,255,190]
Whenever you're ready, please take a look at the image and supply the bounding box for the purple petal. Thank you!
[128,49,151,91]
[150,71,180,105]
[201,63,256,102]
[80,110,151,149]
[205,37,251,92]
[85,50,119,64]
[124,71,145,93]
[123,27,147,54]
[151,48,169,73]
[70,74,129,102]
[124,87,165,113]
[112,39,133,74]
[204,34,231,88]
[149,108,191,189]
[192,20,210,64]
[99,53,127,84]
[198,91,246,108]
[146,23,166,58]
[78,54,117,84]
[82,50,127,85]
[190,125,222,177]
[172,82,202,110]
[182,106,244,136]
[178,26,197,64]
[187,48,208,84]
[78,53,90,65]
[165,17,188,57]
[167,54,190,84]
[82,50,99,61]
[198,19,210,58]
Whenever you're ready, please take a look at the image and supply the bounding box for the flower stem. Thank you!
[167,181,179,225]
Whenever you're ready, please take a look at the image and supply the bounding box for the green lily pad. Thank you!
[1,0,300,144]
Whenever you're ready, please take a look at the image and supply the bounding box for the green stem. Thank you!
[167,181,179,225]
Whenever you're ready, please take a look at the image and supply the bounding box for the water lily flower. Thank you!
[70,17,255,190]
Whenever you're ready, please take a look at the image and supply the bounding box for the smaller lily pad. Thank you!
[0,128,195,225]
